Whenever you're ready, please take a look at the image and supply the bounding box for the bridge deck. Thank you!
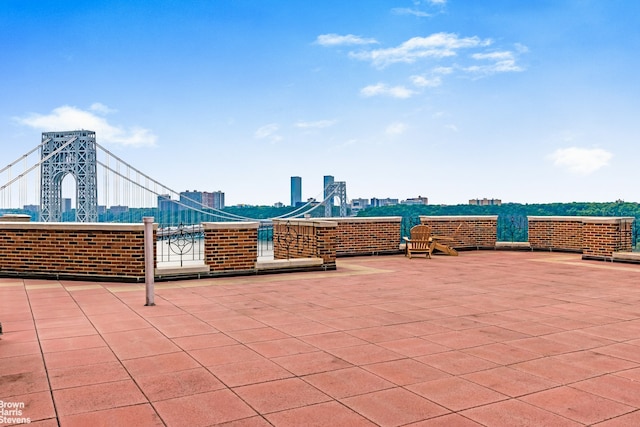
[2,251,640,426]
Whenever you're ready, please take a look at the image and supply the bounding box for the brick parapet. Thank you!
[0,222,152,280]
[202,222,259,272]
[321,217,402,256]
[272,219,336,268]
[581,217,634,260]
[419,216,497,249]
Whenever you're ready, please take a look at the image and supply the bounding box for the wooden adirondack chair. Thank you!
[403,225,434,259]
[431,223,463,256]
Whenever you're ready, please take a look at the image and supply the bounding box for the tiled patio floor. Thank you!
[2,251,640,426]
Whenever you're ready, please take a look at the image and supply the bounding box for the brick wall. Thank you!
[528,216,634,259]
[528,216,583,252]
[273,219,336,268]
[420,216,497,249]
[326,217,402,256]
[582,217,634,260]
[202,222,259,272]
[0,222,152,280]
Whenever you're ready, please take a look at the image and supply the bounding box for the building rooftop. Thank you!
[2,251,640,426]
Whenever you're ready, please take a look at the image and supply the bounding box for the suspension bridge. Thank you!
[0,130,349,226]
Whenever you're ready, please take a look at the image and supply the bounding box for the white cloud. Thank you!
[549,147,613,174]
[465,50,524,76]
[295,120,336,129]
[254,123,282,142]
[351,33,492,68]
[14,105,157,147]
[316,33,378,46]
[89,102,117,114]
[411,75,442,88]
[391,7,433,17]
[360,83,415,99]
[386,122,408,135]
[391,0,447,17]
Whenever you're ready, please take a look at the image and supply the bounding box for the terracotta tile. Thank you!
[273,350,352,375]
[342,387,449,426]
[234,377,330,414]
[422,330,496,349]
[615,367,640,381]
[153,389,257,426]
[172,332,238,350]
[0,370,50,399]
[49,361,130,390]
[190,344,262,366]
[122,351,199,377]
[40,335,107,353]
[328,344,403,365]
[573,374,640,407]
[463,366,559,397]
[247,337,317,358]
[266,401,375,426]
[53,380,147,416]
[299,331,368,350]
[134,367,224,401]
[363,358,449,386]
[594,410,640,427]
[205,315,267,331]
[215,416,273,426]
[512,357,599,384]
[146,314,217,337]
[461,342,540,365]
[594,342,640,363]
[101,328,180,360]
[502,336,580,356]
[43,346,117,370]
[275,320,337,337]
[1,390,57,424]
[408,377,507,411]
[225,326,290,343]
[553,351,637,375]
[58,403,163,427]
[347,325,416,343]
[206,357,293,387]
[0,354,45,376]
[0,341,42,358]
[461,395,582,426]
[417,351,498,375]
[378,337,449,357]
[405,413,483,426]
[303,367,394,398]
[521,386,634,424]
[35,325,98,341]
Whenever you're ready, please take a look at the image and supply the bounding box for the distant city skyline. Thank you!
[2,1,639,205]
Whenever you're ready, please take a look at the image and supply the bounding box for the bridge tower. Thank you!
[40,131,98,222]
[324,181,347,217]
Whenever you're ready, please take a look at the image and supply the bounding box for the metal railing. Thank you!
[497,215,528,242]
[156,223,204,267]
[258,220,274,259]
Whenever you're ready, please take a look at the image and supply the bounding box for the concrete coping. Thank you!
[257,257,324,271]
[315,216,402,223]
[272,219,337,228]
[202,221,260,230]
[0,222,151,231]
[495,241,531,248]
[612,252,640,262]
[420,215,499,220]
[528,216,635,224]
[0,214,31,222]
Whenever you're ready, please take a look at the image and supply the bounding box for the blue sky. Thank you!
[2,0,639,206]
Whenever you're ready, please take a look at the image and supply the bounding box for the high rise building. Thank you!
[180,191,203,209]
[291,176,302,207]
[323,175,334,205]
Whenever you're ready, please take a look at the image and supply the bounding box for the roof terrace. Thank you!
[2,250,640,426]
